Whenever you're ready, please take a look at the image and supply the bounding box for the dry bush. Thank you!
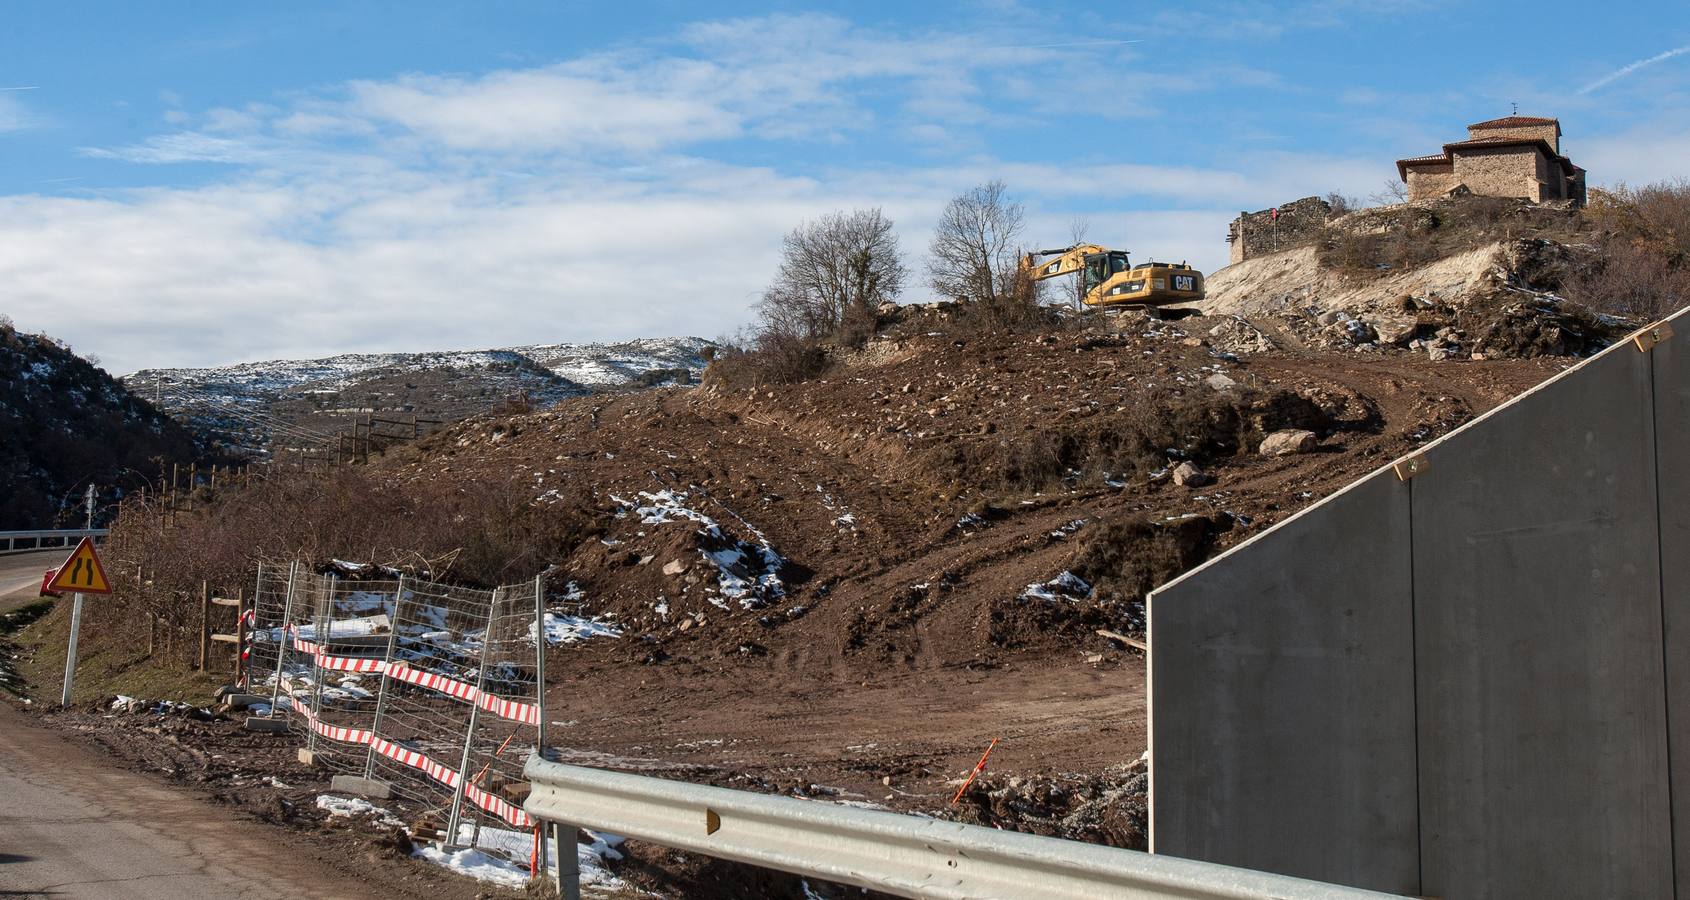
[705,329,831,389]
[1319,228,1384,277]
[1325,192,1358,217]
[925,387,1330,495]
[98,467,594,665]
[1559,241,1690,321]
[950,264,1051,334]
[1567,181,1690,320]
[1071,512,1232,611]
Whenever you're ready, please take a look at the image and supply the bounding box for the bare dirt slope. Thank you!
[1198,242,1505,319]
[372,310,1567,829]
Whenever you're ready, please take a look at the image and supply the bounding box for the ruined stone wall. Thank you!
[1226,196,1332,265]
[1452,146,1545,201]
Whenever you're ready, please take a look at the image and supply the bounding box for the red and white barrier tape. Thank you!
[277,680,532,828]
[288,630,541,725]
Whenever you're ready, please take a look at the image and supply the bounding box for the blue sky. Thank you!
[2,1,1687,373]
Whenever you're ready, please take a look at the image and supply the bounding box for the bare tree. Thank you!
[928,180,1027,305]
[1324,192,1358,217]
[1370,179,1408,205]
[755,208,906,344]
[1068,215,1092,247]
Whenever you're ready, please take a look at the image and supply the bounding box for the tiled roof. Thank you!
[1397,135,1578,179]
[1469,116,1559,129]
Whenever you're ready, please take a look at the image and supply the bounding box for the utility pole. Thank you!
[84,484,96,530]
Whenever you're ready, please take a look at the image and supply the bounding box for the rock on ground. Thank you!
[1171,462,1213,487]
[1259,429,1319,456]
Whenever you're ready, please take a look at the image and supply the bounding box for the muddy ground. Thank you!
[8,306,1575,897]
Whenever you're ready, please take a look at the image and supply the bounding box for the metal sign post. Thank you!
[60,592,84,707]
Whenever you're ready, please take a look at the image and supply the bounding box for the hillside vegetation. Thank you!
[0,320,198,530]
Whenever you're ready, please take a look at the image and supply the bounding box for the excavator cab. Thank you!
[1081,251,1134,294]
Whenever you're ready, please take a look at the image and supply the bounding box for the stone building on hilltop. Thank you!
[1397,116,1586,206]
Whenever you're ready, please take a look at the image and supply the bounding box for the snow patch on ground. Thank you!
[613,489,791,610]
[413,846,532,888]
[1020,571,1093,602]
[532,612,622,645]
[415,824,630,892]
[315,794,404,828]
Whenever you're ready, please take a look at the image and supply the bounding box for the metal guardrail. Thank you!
[0,529,108,555]
[523,754,1400,899]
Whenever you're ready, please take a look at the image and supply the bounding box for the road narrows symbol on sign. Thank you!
[47,537,111,595]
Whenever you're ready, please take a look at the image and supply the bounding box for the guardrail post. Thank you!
[363,575,406,780]
[268,561,300,714]
[555,823,580,900]
[446,585,501,847]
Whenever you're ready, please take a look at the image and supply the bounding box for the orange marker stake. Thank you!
[950,737,1000,806]
[530,823,541,877]
[471,731,519,786]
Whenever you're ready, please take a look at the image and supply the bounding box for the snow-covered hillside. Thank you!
[130,337,712,398]
[123,337,713,457]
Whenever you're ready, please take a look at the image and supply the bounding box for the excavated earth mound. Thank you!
[362,312,1569,855]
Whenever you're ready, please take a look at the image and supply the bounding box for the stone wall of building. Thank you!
[1468,122,1559,151]
[1406,163,1460,202]
[1451,146,1546,201]
[1226,196,1333,265]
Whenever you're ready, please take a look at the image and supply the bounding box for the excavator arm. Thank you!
[1021,244,1109,281]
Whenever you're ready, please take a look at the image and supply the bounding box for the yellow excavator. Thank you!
[1021,244,1204,311]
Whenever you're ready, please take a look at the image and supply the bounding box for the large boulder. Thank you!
[1259,429,1319,457]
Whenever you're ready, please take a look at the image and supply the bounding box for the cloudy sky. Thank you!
[1,1,1687,374]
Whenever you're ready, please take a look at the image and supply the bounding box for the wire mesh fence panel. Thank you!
[367,577,499,833]
[277,569,326,747]
[244,562,294,705]
[304,575,400,774]
[458,578,545,853]
[245,561,544,855]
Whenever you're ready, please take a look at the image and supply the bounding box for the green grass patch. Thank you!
[10,597,223,705]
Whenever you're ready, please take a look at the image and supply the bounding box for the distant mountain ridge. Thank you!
[124,336,714,458]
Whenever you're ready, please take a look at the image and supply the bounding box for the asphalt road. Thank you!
[0,553,378,898]
[0,701,380,899]
[0,551,62,610]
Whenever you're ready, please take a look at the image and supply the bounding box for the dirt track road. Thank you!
[0,702,383,899]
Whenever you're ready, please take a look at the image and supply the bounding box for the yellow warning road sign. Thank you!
[47,538,111,595]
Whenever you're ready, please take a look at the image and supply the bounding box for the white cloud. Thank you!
[0,94,39,133]
[1579,44,1690,95]
[347,68,743,153]
[7,13,1381,374]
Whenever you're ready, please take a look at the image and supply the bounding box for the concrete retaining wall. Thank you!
[1149,308,1690,898]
